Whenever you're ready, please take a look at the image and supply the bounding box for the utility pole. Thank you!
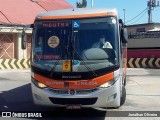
[147,0,159,23]
[123,9,126,25]
[148,0,153,23]
[91,0,94,8]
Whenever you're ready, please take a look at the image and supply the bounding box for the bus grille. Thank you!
[47,88,99,95]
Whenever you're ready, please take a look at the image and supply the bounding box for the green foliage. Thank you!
[76,0,87,8]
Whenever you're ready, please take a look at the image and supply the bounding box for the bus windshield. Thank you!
[32,17,119,73]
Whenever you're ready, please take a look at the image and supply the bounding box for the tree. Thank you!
[76,0,87,8]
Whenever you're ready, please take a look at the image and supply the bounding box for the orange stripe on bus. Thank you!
[37,13,116,20]
[34,72,114,90]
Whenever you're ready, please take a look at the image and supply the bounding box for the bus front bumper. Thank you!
[31,79,121,108]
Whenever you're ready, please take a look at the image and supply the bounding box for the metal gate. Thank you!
[0,34,14,59]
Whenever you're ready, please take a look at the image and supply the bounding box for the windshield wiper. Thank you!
[50,44,71,77]
[50,35,71,77]
[50,57,61,77]
[71,33,97,78]
[50,31,98,79]
[73,49,97,77]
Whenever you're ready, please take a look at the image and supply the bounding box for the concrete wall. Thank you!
[128,38,160,48]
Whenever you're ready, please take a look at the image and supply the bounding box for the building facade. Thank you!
[126,23,160,68]
[126,23,160,49]
[127,23,160,33]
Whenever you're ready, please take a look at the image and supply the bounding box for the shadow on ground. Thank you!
[0,83,112,120]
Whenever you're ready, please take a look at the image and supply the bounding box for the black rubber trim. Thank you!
[49,97,98,105]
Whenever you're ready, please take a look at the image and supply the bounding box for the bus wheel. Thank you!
[120,86,126,106]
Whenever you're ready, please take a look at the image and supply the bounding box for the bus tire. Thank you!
[124,76,126,86]
[120,86,126,106]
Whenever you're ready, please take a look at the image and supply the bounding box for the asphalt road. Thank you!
[0,68,160,120]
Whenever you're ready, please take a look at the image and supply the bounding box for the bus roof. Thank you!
[35,8,118,21]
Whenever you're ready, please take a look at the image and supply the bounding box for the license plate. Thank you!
[66,104,81,110]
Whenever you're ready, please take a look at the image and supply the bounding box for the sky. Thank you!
[66,0,160,25]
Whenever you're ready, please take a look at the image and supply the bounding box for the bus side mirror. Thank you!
[21,30,27,49]
[122,28,128,43]
[119,19,128,43]
[21,24,33,49]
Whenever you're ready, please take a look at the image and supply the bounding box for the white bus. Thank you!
[22,8,128,109]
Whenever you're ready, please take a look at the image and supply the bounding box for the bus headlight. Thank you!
[99,75,119,88]
[32,78,47,88]
[37,82,47,88]
[100,82,110,88]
